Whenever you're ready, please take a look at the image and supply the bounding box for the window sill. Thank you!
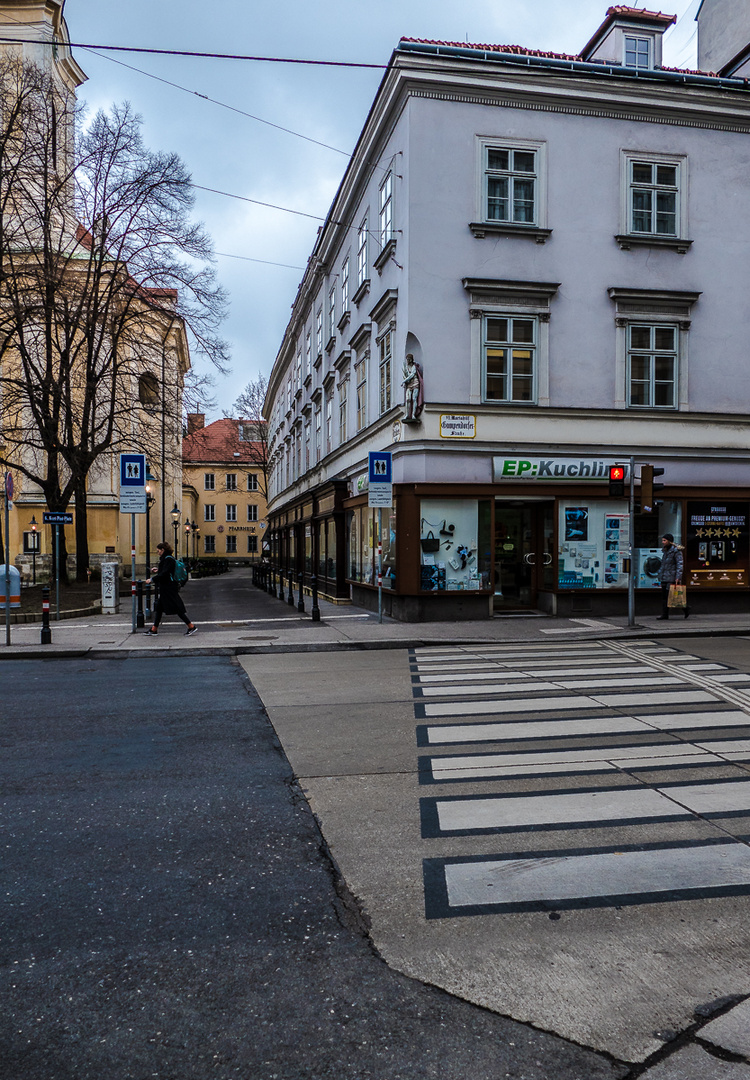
[337,310,351,333]
[470,222,551,243]
[615,234,693,254]
[313,352,323,370]
[325,335,336,354]
[352,279,371,306]
[373,238,397,275]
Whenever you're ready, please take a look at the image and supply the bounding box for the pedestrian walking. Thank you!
[656,533,688,620]
[143,542,197,636]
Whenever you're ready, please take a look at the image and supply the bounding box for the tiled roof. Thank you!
[182,417,264,465]
[604,6,676,25]
[400,37,581,62]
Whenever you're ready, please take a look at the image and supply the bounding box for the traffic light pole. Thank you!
[628,455,635,628]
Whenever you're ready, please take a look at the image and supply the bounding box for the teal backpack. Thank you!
[171,558,188,588]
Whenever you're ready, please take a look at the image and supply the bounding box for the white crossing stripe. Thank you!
[442,844,750,910]
[425,715,670,744]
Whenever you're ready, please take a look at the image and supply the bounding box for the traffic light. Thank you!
[608,464,626,497]
[640,464,665,512]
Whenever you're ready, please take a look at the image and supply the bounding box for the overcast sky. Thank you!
[63,0,700,418]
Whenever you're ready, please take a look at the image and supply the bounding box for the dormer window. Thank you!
[624,35,651,69]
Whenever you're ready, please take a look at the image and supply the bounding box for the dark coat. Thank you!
[658,544,684,584]
[152,554,186,616]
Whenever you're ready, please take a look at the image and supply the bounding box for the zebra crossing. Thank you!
[411,640,750,919]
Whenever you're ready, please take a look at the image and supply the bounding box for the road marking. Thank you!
[424,840,750,918]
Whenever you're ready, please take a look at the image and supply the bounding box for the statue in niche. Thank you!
[401,353,424,423]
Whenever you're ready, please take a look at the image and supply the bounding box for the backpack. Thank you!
[171,558,188,588]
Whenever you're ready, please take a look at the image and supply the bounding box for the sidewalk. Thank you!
[2,567,750,658]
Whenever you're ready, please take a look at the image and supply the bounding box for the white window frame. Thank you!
[226,504,237,522]
[481,315,538,405]
[325,390,332,454]
[204,472,215,490]
[626,323,679,410]
[248,504,259,522]
[226,535,237,554]
[305,331,312,378]
[620,151,688,243]
[314,404,322,462]
[247,473,258,491]
[328,286,336,341]
[355,356,367,431]
[204,504,215,522]
[204,535,216,554]
[378,329,392,414]
[357,218,368,287]
[624,35,651,69]
[341,257,350,314]
[478,138,547,230]
[315,308,323,358]
[338,379,348,444]
[379,171,393,247]
[225,472,237,491]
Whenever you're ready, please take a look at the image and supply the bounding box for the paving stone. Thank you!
[700,999,750,1059]
[641,1045,750,1079]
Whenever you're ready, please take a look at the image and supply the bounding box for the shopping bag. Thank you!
[668,584,687,609]
[420,531,440,553]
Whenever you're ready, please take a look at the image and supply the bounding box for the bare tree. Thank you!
[0,59,229,580]
[230,374,269,500]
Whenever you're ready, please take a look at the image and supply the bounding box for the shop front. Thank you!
[268,479,349,603]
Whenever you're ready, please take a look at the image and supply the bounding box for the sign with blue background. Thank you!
[120,453,146,487]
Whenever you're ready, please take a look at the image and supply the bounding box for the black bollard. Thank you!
[136,580,145,628]
[297,573,305,613]
[40,585,52,644]
[287,569,295,606]
[311,574,320,623]
[269,566,277,597]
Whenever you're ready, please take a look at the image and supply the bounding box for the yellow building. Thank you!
[0,0,189,581]
[182,415,268,564]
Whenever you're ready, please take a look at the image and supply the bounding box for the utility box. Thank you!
[101,562,119,614]
[0,565,21,608]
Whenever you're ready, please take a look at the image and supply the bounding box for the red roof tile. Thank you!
[182,417,264,465]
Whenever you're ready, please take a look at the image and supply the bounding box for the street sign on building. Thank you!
[42,512,73,525]
[119,453,146,513]
[368,451,392,508]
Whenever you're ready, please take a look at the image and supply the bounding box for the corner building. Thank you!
[265,4,750,620]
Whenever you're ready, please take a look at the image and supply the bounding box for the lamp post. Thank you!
[171,502,180,555]
[145,485,156,574]
[189,520,198,562]
[194,523,200,562]
[29,515,38,585]
[184,519,191,567]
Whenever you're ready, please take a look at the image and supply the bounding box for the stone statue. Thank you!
[401,353,424,423]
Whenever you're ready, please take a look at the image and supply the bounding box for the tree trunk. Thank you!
[74,479,90,582]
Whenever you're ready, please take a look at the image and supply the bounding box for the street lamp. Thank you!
[184,518,191,565]
[145,484,156,574]
[194,522,200,561]
[171,502,181,555]
[28,515,38,585]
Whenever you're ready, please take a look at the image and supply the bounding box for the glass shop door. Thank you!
[494,501,554,610]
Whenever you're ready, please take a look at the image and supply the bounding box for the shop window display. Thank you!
[420,498,491,591]
[347,506,396,589]
[686,502,749,589]
[558,500,630,589]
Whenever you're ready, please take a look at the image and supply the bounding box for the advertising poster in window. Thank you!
[686,502,749,589]
[558,502,629,589]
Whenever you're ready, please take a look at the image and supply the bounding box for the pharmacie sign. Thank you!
[494,457,631,481]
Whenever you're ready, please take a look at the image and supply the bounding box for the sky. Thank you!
[60,0,701,419]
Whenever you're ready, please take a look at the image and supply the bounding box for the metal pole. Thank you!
[297,572,305,613]
[4,487,10,646]
[311,574,320,622]
[55,524,60,621]
[378,508,383,624]
[41,584,51,644]
[628,455,636,628]
[131,514,137,634]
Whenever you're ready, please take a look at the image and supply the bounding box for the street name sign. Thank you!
[42,512,73,525]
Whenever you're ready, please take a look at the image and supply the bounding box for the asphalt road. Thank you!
[0,654,623,1080]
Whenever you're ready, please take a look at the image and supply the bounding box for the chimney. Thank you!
[187,413,205,434]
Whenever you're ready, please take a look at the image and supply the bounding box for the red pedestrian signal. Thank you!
[609,465,625,497]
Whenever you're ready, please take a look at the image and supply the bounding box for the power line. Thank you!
[0,36,387,68]
[192,184,327,223]
[215,251,304,270]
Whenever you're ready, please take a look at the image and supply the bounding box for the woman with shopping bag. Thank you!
[657,533,688,620]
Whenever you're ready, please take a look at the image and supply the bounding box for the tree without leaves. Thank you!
[229,373,269,501]
[0,58,230,580]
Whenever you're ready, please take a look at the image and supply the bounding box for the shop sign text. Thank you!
[494,457,630,481]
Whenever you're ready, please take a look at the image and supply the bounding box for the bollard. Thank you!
[278,568,286,603]
[311,574,320,623]
[287,569,295,606]
[297,573,305,614]
[269,566,276,597]
[136,580,145,628]
[41,585,52,644]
